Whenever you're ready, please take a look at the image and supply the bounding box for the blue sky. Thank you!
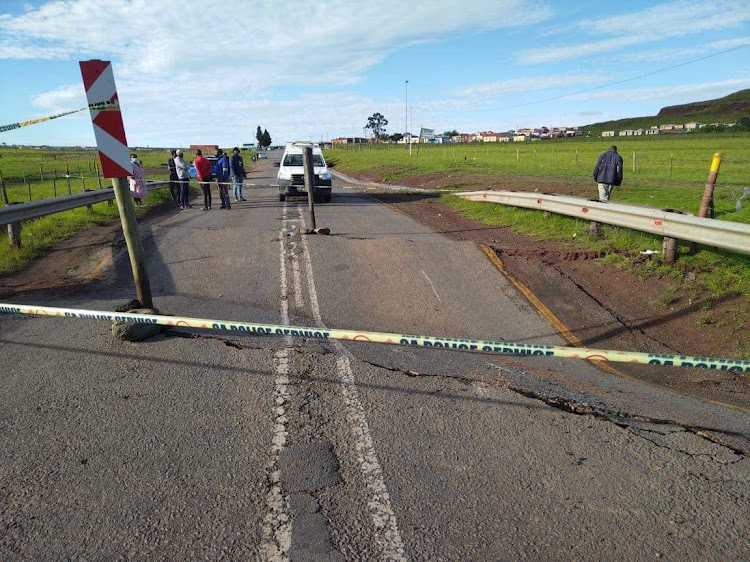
[1,0,748,147]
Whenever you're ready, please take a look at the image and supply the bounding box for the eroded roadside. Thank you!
[367,191,749,410]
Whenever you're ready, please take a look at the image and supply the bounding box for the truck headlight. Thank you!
[320,171,331,180]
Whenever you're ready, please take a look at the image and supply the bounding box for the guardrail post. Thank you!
[8,222,21,248]
[662,236,677,264]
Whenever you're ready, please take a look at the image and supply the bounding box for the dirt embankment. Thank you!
[367,187,749,410]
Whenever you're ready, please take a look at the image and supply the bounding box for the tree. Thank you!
[365,112,388,138]
[256,126,263,147]
[389,133,403,143]
[735,116,750,131]
[443,130,459,137]
[261,129,272,148]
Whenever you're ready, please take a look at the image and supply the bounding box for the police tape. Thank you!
[0,108,87,134]
[1,303,748,372]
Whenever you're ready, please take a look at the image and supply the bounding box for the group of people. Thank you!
[166,147,248,211]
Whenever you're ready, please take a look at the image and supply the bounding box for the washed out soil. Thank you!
[369,189,749,410]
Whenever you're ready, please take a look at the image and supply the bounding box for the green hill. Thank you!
[584,89,750,132]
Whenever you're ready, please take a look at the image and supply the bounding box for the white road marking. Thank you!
[260,205,293,561]
[421,269,442,302]
[295,206,408,561]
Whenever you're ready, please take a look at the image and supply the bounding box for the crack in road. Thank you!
[358,357,747,459]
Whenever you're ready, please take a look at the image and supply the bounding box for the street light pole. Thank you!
[405,80,409,145]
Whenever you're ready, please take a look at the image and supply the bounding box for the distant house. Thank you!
[189,144,218,153]
[602,131,615,137]
[633,128,645,136]
[619,129,634,136]
[659,124,676,131]
[513,134,528,142]
[497,135,511,142]
[685,122,703,130]
[332,137,369,144]
[645,128,660,135]
[481,132,499,142]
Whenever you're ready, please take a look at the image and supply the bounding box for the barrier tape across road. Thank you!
[1,303,748,372]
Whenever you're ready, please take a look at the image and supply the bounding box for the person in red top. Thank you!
[194,150,213,210]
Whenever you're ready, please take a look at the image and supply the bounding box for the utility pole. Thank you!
[405,80,409,144]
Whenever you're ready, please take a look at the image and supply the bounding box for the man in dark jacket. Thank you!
[215,149,231,209]
[167,149,178,202]
[593,145,623,202]
[230,147,246,201]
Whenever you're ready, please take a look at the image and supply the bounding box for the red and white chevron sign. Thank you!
[79,60,132,178]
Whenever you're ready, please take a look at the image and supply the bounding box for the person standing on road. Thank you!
[167,149,179,202]
[194,149,212,210]
[174,149,191,209]
[128,154,147,206]
[593,145,623,202]
[215,149,231,210]
[230,147,247,201]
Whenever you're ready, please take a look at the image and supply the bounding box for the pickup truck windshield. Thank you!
[283,154,325,167]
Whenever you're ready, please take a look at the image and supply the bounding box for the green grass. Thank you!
[0,187,176,275]
[0,148,173,203]
[441,194,750,299]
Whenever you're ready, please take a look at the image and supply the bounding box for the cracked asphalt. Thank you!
[1,153,748,561]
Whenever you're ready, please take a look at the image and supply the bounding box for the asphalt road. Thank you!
[1,151,748,561]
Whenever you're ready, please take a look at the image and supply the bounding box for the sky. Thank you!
[0,0,748,147]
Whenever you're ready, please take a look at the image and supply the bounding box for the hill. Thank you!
[584,89,750,132]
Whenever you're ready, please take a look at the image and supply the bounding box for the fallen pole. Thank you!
[1,303,748,372]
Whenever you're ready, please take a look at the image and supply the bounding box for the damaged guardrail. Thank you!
[455,191,750,260]
[0,180,172,248]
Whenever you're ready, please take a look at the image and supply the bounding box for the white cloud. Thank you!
[517,0,750,64]
[31,84,85,110]
[451,73,609,98]
[1,0,554,144]
[567,78,750,103]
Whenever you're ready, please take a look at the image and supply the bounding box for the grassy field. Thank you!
[0,148,179,275]
[326,135,750,301]
[326,135,750,224]
[0,148,173,203]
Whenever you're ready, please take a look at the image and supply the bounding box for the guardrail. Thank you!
[1,180,172,248]
[455,190,750,259]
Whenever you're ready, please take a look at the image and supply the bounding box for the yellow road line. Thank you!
[479,243,750,414]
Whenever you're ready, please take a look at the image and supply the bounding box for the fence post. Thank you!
[516,149,519,163]
[669,154,673,178]
[53,170,58,197]
[0,169,8,206]
[575,150,578,166]
[25,176,31,202]
[632,152,636,173]
[40,164,44,182]
[66,164,71,195]
[699,152,722,219]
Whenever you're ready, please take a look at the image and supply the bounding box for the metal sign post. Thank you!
[79,60,152,308]
[302,146,317,231]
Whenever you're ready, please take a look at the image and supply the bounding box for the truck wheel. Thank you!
[279,194,286,202]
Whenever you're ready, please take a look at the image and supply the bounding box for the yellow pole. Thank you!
[699,153,722,218]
